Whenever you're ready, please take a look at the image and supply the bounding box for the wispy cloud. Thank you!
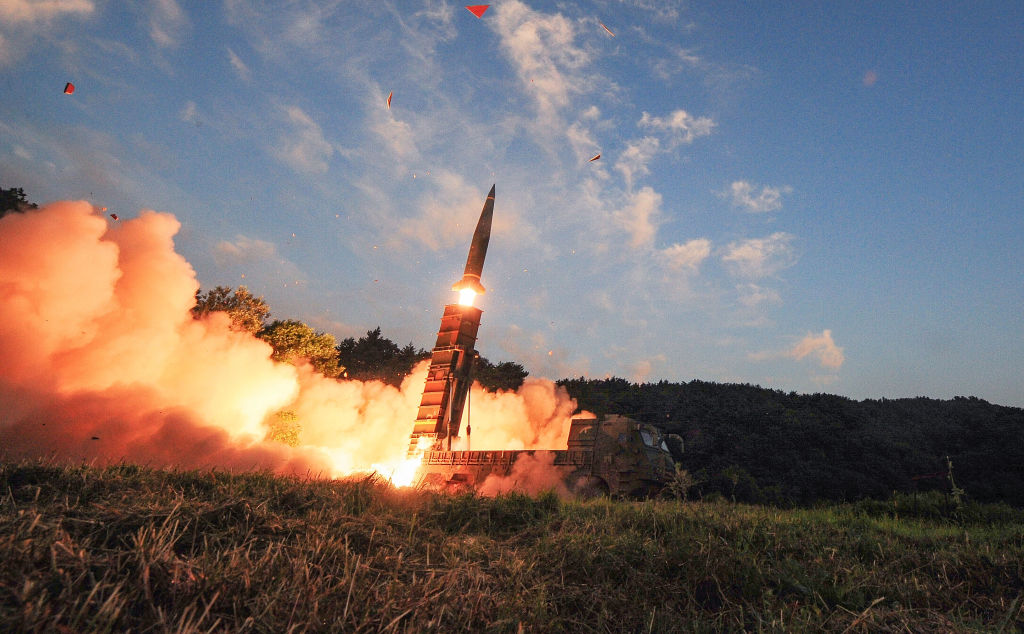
[0,0,93,22]
[615,109,715,189]
[214,234,306,287]
[614,136,660,189]
[275,106,333,175]
[178,101,199,125]
[789,330,845,368]
[614,186,662,248]
[736,283,781,307]
[226,47,252,81]
[660,238,711,272]
[491,0,592,128]
[215,235,278,263]
[721,232,796,279]
[726,180,792,213]
[749,329,845,369]
[147,0,187,48]
[0,0,94,65]
[638,110,716,146]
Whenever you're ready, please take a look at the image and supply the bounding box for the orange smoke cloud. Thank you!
[0,201,581,481]
[476,452,571,497]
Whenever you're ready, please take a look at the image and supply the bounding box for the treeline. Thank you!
[559,377,1024,507]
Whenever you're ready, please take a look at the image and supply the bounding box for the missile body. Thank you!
[451,184,495,295]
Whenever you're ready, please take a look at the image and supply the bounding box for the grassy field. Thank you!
[2,462,1022,632]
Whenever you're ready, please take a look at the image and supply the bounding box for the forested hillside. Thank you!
[560,378,1024,507]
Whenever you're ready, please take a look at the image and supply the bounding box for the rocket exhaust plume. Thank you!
[0,199,578,482]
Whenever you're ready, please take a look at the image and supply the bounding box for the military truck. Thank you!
[415,414,677,497]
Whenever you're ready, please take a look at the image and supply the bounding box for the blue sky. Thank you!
[2,0,1022,407]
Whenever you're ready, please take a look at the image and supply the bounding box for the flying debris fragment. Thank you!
[110,213,119,221]
[465,5,489,18]
[387,91,393,109]
[589,153,601,162]
[600,22,615,37]
[63,82,75,94]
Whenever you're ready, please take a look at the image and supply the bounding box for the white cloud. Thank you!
[147,0,187,48]
[0,0,93,22]
[214,235,278,263]
[276,105,333,175]
[614,186,662,248]
[639,109,716,146]
[227,47,252,81]
[736,283,781,307]
[721,232,796,279]
[614,136,660,189]
[491,0,591,127]
[789,330,845,369]
[214,234,306,287]
[748,329,845,370]
[178,101,198,125]
[727,180,792,213]
[660,238,711,272]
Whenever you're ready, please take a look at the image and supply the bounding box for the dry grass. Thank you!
[2,461,1022,632]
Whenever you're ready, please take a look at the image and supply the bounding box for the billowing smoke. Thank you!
[476,452,571,497]
[0,201,579,480]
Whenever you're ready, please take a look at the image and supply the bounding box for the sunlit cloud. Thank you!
[749,329,845,369]
[726,180,792,213]
[660,238,711,272]
[614,136,660,189]
[275,105,333,175]
[491,0,592,128]
[614,186,662,248]
[214,235,278,264]
[639,109,716,146]
[721,232,796,279]
[789,330,845,368]
[0,0,93,22]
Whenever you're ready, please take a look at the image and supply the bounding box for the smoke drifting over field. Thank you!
[0,202,578,479]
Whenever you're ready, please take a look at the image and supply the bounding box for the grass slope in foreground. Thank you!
[2,462,1022,632]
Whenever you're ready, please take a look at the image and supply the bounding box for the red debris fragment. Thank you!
[466,5,489,18]
[64,82,75,94]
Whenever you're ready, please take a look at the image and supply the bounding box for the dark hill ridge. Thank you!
[559,378,1024,507]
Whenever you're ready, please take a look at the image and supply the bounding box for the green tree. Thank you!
[259,319,342,378]
[1,187,38,218]
[336,327,428,386]
[192,285,270,334]
[474,358,528,392]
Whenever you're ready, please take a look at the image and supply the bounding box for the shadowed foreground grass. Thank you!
[2,461,1022,632]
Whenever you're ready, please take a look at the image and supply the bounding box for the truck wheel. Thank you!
[574,476,609,499]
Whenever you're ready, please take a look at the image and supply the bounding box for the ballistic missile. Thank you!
[451,184,495,295]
